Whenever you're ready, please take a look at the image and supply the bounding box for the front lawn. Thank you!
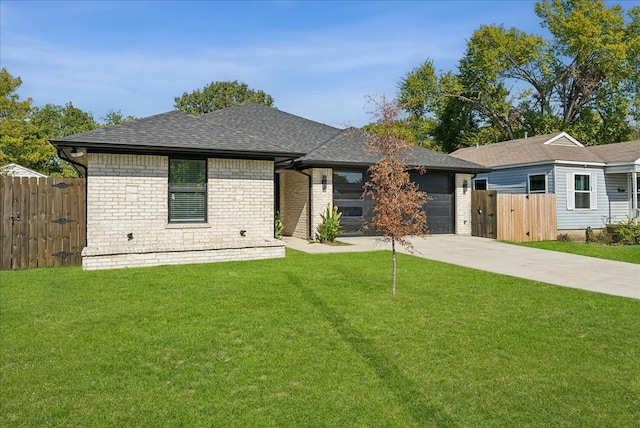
[1,250,639,426]
[516,240,640,264]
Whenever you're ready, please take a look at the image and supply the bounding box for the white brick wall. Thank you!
[310,168,333,238]
[278,169,309,239]
[278,168,334,240]
[455,173,472,235]
[83,154,283,270]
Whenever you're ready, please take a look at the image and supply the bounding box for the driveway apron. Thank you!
[283,235,640,300]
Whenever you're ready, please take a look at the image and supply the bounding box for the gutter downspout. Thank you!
[57,146,87,178]
[57,146,88,249]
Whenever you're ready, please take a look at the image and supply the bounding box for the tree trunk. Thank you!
[391,237,397,296]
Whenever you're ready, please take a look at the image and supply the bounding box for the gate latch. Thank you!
[10,211,22,224]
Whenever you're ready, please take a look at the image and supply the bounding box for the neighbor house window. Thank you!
[528,174,546,194]
[473,179,487,190]
[566,173,596,210]
[168,158,207,223]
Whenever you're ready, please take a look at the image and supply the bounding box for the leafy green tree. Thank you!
[1,69,136,176]
[30,103,99,139]
[0,68,56,173]
[29,103,99,177]
[398,0,640,150]
[101,109,136,126]
[174,80,274,115]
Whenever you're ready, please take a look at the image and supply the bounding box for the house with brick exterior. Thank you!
[451,132,640,237]
[53,103,486,270]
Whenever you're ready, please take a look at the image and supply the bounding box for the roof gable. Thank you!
[543,132,583,147]
[0,163,48,177]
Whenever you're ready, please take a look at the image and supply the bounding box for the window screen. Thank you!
[169,159,206,222]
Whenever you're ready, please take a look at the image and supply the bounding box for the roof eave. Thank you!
[489,159,605,170]
[295,159,491,173]
[52,140,305,161]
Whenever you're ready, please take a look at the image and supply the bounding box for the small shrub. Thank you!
[316,204,343,243]
[274,212,283,239]
[615,217,640,245]
[585,227,595,243]
[595,230,613,245]
[557,233,572,242]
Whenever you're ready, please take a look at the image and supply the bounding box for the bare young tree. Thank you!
[363,96,429,295]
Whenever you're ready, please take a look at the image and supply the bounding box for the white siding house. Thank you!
[452,133,640,235]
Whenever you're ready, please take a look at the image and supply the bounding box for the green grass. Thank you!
[2,250,639,427]
[515,241,640,264]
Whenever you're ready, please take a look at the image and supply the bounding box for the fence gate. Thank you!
[471,190,557,242]
[472,190,497,239]
[496,193,557,242]
[1,176,86,270]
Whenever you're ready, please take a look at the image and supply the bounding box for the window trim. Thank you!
[168,158,208,224]
[527,173,547,194]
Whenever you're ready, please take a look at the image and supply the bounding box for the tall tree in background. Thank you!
[174,80,274,115]
[30,103,99,140]
[398,0,640,151]
[363,96,428,296]
[1,68,133,176]
[0,68,56,174]
[29,103,99,176]
[101,109,137,126]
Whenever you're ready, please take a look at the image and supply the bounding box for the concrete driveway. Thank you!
[283,235,640,300]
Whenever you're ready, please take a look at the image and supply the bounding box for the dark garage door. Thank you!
[334,170,455,235]
[411,172,455,234]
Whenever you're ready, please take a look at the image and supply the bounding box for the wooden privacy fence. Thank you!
[472,190,557,242]
[1,176,86,270]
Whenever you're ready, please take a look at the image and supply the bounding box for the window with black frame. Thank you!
[528,174,546,194]
[168,159,207,223]
[473,179,487,190]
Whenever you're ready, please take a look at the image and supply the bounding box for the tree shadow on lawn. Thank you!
[295,282,454,426]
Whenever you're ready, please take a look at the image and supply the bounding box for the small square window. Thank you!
[473,179,487,190]
[528,174,546,194]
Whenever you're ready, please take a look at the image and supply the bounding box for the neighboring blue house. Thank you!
[451,132,640,235]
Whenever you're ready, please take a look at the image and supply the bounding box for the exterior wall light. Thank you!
[70,148,85,158]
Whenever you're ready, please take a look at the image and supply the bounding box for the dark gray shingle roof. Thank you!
[52,102,488,171]
[53,109,303,158]
[200,103,343,153]
[300,128,489,172]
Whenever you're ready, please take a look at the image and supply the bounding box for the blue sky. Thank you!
[1,1,632,128]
